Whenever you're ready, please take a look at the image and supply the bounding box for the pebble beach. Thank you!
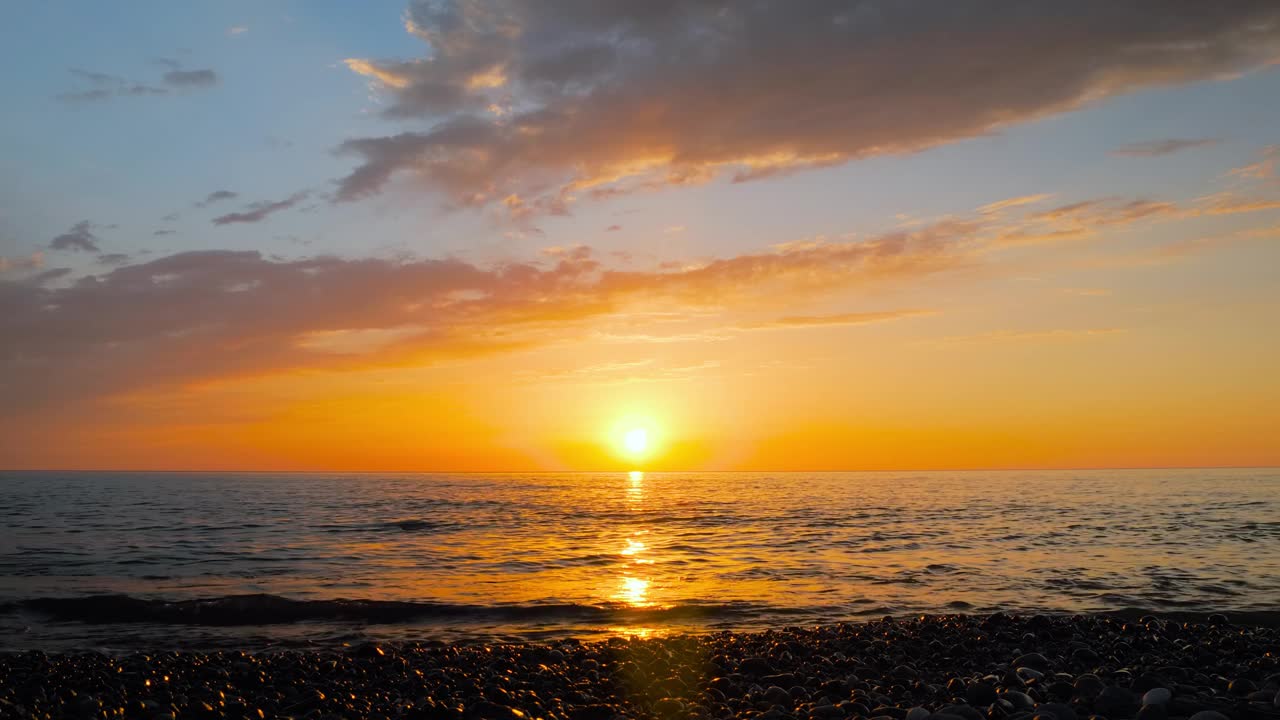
[3,613,1279,720]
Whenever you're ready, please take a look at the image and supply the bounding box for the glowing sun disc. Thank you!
[623,427,649,455]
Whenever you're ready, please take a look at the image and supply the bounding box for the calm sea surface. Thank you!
[1,469,1277,650]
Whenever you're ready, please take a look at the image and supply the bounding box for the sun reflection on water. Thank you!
[617,575,651,606]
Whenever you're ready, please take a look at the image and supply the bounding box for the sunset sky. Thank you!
[2,1,1279,471]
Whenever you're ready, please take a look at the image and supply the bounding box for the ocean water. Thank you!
[1,469,1277,650]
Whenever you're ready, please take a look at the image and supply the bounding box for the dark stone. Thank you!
[942,704,987,720]
[1014,655,1052,672]
[1228,679,1256,696]
[1003,691,1035,711]
[1035,702,1077,720]
[1141,689,1171,707]
[741,657,776,676]
[1075,676,1105,699]
[1135,705,1165,720]
[1096,687,1139,718]
[968,682,999,706]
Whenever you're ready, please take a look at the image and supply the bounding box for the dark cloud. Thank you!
[59,62,216,102]
[212,192,309,225]
[196,190,239,208]
[163,69,218,88]
[1111,138,1221,157]
[59,85,167,102]
[97,253,131,266]
[336,1,1280,216]
[49,221,101,253]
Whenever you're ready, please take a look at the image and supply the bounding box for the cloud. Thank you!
[334,1,1280,216]
[740,309,935,331]
[1196,192,1280,215]
[49,221,101,252]
[978,194,1054,215]
[163,69,219,88]
[153,230,176,236]
[0,252,43,274]
[0,217,978,410]
[992,197,1184,247]
[58,61,218,101]
[936,328,1126,344]
[228,26,249,36]
[1226,145,1278,181]
[605,225,622,232]
[212,192,309,225]
[196,190,239,208]
[1111,138,1220,157]
[97,253,131,266]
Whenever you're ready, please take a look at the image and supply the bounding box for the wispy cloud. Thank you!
[58,60,218,102]
[196,190,239,208]
[212,192,308,225]
[49,221,101,252]
[228,26,249,37]
[163,69,218,88]
[1111,138,1220,157]
[738,310,935,331]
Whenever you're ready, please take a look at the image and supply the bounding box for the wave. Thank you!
[1,594,805,627]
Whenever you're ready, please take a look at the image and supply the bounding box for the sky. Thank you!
[1,1,1279,471]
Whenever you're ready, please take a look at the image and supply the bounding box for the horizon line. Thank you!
[2,464,1277,475]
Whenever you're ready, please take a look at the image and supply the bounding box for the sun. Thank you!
[623,427,649,456]
[612,417,659,463]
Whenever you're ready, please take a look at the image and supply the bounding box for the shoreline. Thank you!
[3,614,1278,719]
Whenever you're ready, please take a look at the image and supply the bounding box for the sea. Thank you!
[1,469,1277,651]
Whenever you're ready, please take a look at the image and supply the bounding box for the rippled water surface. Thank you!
[1,469,1277,649]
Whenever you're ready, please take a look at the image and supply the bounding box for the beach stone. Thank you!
[932,713,968,720]
[1096,687,1139,718]
[1036,703,1077,720]
[568,704,614,720]
[1075,676,1105,699]
[1228,679,1256,696]
[1047,682,1074,700]
[1188,713,1229,720]
[1274,689,1280,708]
[1072,649,1099,666]
[1015,654,1052,672]
[741,657,776,676]
[653,698,684,716]
[1017,668,1046,685]
[941,704,985,720]
[968,682,999,706]
[906,706,931,720]
[765,686,792,705]
[1136,704,1166,720]
[1003,691,1035,711]
[1141,689,1171,707]
[810,706,843,720]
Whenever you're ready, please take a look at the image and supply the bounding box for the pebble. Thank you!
[1095,686,1139,718]
[1036,703,1077,720]
[1141,688,1171,706]
[0,614,1273,720]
